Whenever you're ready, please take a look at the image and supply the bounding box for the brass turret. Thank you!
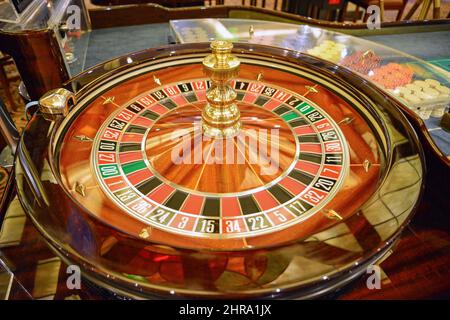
[202,41,241,138]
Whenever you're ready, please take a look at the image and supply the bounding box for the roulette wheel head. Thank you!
[16,41,424,298]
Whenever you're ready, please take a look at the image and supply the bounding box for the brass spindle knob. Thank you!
[202,40,241,138]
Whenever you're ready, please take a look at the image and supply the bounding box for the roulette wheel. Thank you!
[15,41,424,299]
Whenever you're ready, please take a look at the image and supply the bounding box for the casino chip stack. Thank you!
[306,40,345,63]
[390,79,450,119]
[340,50,382,75]
[368,63,414,89]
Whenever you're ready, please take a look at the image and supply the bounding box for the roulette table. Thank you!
[12,40,423,299]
